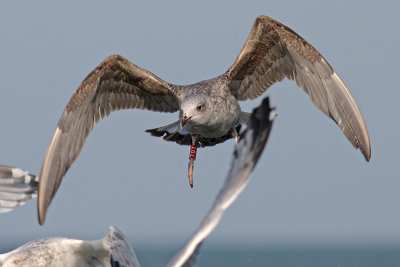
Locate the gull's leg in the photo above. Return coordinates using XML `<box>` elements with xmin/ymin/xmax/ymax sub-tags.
<box><xmin>188</xmin><ymin>135</ymin><xmax>197</xmax><ymax>188</ymax></box>
<box><xmin>232</xmin><ymin>127</ymin><xmax>239</xmax><ymax>144</ymax></box>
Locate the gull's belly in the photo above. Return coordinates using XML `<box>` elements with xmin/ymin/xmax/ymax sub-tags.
<box><xmin>185</xmin><ymin>107</ymin><xmax>240</xmax><ymax>138</ymax></box>
<box><xmin>185</xmin><ymin>121</ymin><xmax>234</xmax><ymax>138</ymax></box>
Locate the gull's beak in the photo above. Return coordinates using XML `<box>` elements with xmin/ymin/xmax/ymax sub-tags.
<box><xmin>180</xmin><ymin>114</ymin><xmax>191</xmax><ymax>128</ymax></box>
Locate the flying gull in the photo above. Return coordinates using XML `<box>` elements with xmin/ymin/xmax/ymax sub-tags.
<box><xmin>34</xmin><ymin>15</ymin><xmax>370</xmax><ymax>225</ymax></box>
<box><xmin>0</xmin><ymin>97</ymin><xmax>275</xmax><ymax>267</ymax></box>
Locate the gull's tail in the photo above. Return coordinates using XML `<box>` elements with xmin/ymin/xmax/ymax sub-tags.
<box><xmin>145</xmin><ymin>112</ymin><xmax>251</xmax><ymax>148</ymax></box>
<box><xmin>0</xmin><ymin>165</ymin><xmax>38</xmax><ymax>213</ymax></box>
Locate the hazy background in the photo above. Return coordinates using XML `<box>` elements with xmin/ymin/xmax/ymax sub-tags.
<box><xmin>0</xmin><ymin>0</ymin><xmax>398</xmax><ymax>262</ymax></box>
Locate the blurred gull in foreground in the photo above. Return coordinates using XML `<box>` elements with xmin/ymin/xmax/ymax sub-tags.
<box><xmin>0</xmin><ymin>97</ymin><xmax>275</xmax><ymax>266</ymax></box>
<box><xmin>0</xmin><ymin>226</ymin><xmax>138</xmax><ymax>267</ymax></box>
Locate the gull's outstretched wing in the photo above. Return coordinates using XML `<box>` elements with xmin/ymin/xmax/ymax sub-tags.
<box><xmin>38</xmin><ymin>55</ymin><xmax>180</xmax><ymax>225</ymax></box>
<box><xmin>225</xmin><ymin>15</ymin><xmax>370</xmax><ymax>161</ymax></box>
<box><xmin>167</xmin><ymin>96</ymin><xmax>275</xmax><ymax>267</ymax></box>
<box><xmin>108</xmin><ymin>227</ymin><xmax>140</xmax><ymax>267</ymax></box>
<box><xmin>0</xmin><ymin>165</ymin><xmax>38</xmax><ymax>213</ymax></box>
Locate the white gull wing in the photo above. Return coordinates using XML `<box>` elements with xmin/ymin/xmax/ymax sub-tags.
<box><xmin>167</xmin><ymin>96</ymin><xmax>275</xmax><ymax>267</ymax></box>
<box><xmin>225</xmin><ymin>15</ymin><xmax>370</xmax><ymax>161</ymax></box>
<box><xmin>109</xmin><ymin>226</ymin><xmax>140</xmax><ymax>267</ymax></box>
<box><xmin>0</xmin><ymin>165</ymin><xmax>38</xmax><ymax>213</ymax></box>
<box><xmin>0</xmin><ymin>226</ymin><xmax>136</xmax><ymax>267</ymax></box>
<box><xmin>38</xmin><ymin>55</ymin><xmax>180</xmax><ymax>225</ymax></box>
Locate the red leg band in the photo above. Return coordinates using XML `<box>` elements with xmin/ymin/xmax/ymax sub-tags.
<box><xmin>189</xmin><ymin>145</ymin><xmax>197</xmax><ymax>159</ymax></box>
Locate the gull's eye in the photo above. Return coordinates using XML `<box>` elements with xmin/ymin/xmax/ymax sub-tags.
<box><xmin>196</xmin><ymin>104</ymin><xmax>203</xmax><ymax>111</ymax></box>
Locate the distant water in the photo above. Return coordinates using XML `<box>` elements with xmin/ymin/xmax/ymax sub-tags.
<box><xmin>2</xmin><ymin>244</ymin><xmax>400</xmax><ymax>266</ymax></box>
<box><xmin>135</xmin><ymin>245</ymin><xmax>400</xmax><ymax>267</ymax></box>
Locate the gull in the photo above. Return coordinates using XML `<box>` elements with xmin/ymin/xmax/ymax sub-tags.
<box><xmin>32</xmin><ymin>15</ymin><xmax>370</xmax><ymax>225</ymax></box>
<box><xmin>0</xmin><ymin>97</ymin><xmax>275</xmax><ymax>267</ymax></box>
<box><xmin>0</xmin><ymin>226</ymin><xmax>139</xmax><ymax>267</ymax></box>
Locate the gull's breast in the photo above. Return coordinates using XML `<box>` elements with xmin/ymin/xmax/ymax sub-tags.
<box><xmin>186</xmin><ymin>99</ymin><xmax>240</xmax><ymax>138</ymax></box>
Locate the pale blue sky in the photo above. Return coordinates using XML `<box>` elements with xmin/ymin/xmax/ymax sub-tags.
<box><xmin>0</xmin><ymin>0</ymin><xmax>398</xmax><ymax>251</ymax></box>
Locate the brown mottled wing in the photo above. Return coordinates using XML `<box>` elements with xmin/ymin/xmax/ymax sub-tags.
<box><xmin>38</xmin><ymin>55</ymin><xmax>179</xmax><ymax>225</ymax></box>
<box><xmin>226</xmin><ymin>15</ymin><xmax>370</xmax><ymax>161</ymax></box>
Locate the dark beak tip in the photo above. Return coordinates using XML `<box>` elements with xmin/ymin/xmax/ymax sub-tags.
<box><xmin>180</xmin><ymin>115</ymin><xmax>191</xmax><ymax>128</ymax></box>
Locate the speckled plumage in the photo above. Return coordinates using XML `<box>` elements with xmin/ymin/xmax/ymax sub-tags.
<box><xmin>37</xmin><ymin>15</ymin><xmax>370</xmax><ymax>225</ymax></box>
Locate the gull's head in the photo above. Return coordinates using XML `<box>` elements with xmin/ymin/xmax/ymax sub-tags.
<box><xmin>179</xmin><ymin>95</ymin><xmax>210</xmax><ymax>129</ymax></box>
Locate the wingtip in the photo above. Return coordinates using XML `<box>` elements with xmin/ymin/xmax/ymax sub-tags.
<box><xmin>36</xmin><ymin>126</ymin><xmax>62</xmax><ymax>226</ymax></box>
<box><xmin>364</xmin><ymin>136</ymin><xmax>371</xmax><ymax>162</ymax></box>
<box><xmin>37</xmin><ymin>190</ymin><xmax>43</xmax><ymax>225</ymax></box>
<box><xmin>38</xmin><ymin>219</ymin><xmax>45</xmax><ymax>226</ymax></box>
<box><xmin>358</xmin><ymin>128</ymin><xmax>371</xmax><ymax>162</ymax></box>
<box><xmin>362</xmin><ymin>146</ymin><xmax>371</xmax><ymax>162</ymax></box>
<box><xmin>37</xmin><ymin>185</ymin><xmax>48</xmax><ymax>226</ymax></box>
<box><xmin>37</xmin><ymin>205</ymin><xmax>47</xmax><ymax>226</ymax></box>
